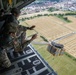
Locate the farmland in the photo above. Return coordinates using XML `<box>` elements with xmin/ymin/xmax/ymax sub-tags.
<box><xmin>19</xmin><ymin>14</ymin><xmax>76</xmax><ymax>75</ymax></box>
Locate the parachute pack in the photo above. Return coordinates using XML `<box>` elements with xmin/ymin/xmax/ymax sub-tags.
<box><xmin>47</xmin><ymin>42</ymin><xmax>65</xmax><ymax>56</ymax></box>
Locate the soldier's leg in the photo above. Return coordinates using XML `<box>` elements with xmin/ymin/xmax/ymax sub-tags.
<box><xmin>13</xmin><ymin>40</ymin><xmax>22</xmax><ymax>52</ymax></box>
<box><xmin>12</xmin><ymin>31</ymin><xmax>26</xmax><ymax>52</ymax></box>
<box><xmin>20</xmin><ymin>32</ymin><xmax>26</xmax><ymax>44</ymax></box>
<box><xmin>0</xmin><ymin>49</ymin><xmax>11</xmax><ymax>68</ymax></box>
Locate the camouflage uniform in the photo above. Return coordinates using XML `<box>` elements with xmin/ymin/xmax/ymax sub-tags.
<box><xmin>0</xmin><ymin>49</ymin><xmax>11</xmax><ymax>68</ymax></box>
<box><xmin>0</xmin><ymin>14</ymin><xmax>32</xmax><ymax>68</ymax></box>
<box><xmin>8</xmin><ymin>22</ymin><xmax>31</xmax><ymax>52</ymax></box>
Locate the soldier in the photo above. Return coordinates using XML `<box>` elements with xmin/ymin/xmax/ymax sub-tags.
<box><xmin>0</xmin><ymin>9</ymin><xmax>12</xmax><ymax>68</ymax></box>
<box><xmin>9</xmin><ymin>7</ymin><xmax>37</xmax><ymax>52</ymax></box>
<box><xmin>0</xmin><ymin>7</ymin><xmax>37</xmax><ymax>68</ymax></box>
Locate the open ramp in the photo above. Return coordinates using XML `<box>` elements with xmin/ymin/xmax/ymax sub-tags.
<box><xmin>0</xmin><ymin>44</ymin><xmax>57</xmax><ymax>75</ymax></box>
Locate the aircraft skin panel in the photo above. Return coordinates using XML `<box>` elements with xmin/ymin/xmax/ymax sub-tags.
<box><xmin>0</xmin><ymin>44</ymin><xmax>57</xmax><ymax>75</ymax></box>
<box><xmin>0</xmin><ymin>0</ymin><xmax>35</xmax><ymax>10</ymax></box>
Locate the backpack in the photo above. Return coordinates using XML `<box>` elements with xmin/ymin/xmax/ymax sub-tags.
<box><xmin>0</xmin><ymin>14</ymin><xmax>17</xmax><ymax>35</ymax></box>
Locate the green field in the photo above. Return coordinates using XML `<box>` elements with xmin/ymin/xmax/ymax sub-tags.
<box><xmin>33</xmin><ymin>44</ymin><xmax>76</xmax><ymax>75</ymax></box>
<box><xmin>20</xmin><ymin>15</ymin><xmax>76</xmax><ymax>75</ymax></box>
<box><xmin>54</xmin><ymin>14</ymin><xmax>72</xmax><ymax>23</ymax></box>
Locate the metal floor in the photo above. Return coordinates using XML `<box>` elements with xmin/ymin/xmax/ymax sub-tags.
<box><xmin>0</xmin><ymin>44</ymin><xmax>57</xmax><ymax>75</ymax></box>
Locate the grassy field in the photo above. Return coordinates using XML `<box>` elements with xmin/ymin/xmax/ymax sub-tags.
<box><xmin>20</xmin><ymin>15</ymin><xmax>76</xmax><ymax>75</ymax></box>
<box><xmin>56</xmin><ymin>15</ymin><xmax>71</xmax><ymax>23</ymax></box>
<box><xmin>33</xmin><ymin>45</ymin><xmax>76</xmax><ymax>75</ymax></box>
<box><xmin>24</xmin><ymin>16</ymin><xmax>76</xmax><ymax>57</ymax></box>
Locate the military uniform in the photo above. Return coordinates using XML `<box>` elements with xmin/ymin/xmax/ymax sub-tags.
<box><xmin>0</xmin><ymin>49</ymin><xmax>11</xmax><ymax>68</ymax></box>
<box><xmin>0</xmin><ymin>14</ymin><xmax>32</xmax><ymax>68</ymax></box>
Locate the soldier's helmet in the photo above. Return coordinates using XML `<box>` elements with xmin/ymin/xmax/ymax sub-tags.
<box><xmin>11</xmin><ymin>7</ymin><xmax>21</xmax><ymax>15</ymax></box>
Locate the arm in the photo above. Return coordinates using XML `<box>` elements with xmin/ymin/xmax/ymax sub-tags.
<box><xmin>18</xmin><ymin>25</ymin><xmax>35</xmax><ymax>31</ymax></box>
<box><xmin>22</xmin><ymin>34</ymin><xmax>37</xmax><ymax>48</ymax></box>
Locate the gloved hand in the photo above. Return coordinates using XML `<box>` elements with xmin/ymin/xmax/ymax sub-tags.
<box><xmin>29</xmin><ymin>25</ymin><xmax>35</xmax><ymax>30</ymax></box>
<box><xmin>30</xmin><ymin>34</ymin><xmax>37</xmax><ymax>41</ymax></box>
